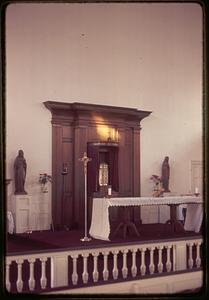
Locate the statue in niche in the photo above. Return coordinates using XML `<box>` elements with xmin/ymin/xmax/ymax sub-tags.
<box><xmin>14</xmin><ymin>149</ymin><xmax>27</xmax><ymax>195</ymax></box>
<box><xmin>161</xmin><ymin>156</ymin><xmax>170</xmax><ymax>192</ymax></box>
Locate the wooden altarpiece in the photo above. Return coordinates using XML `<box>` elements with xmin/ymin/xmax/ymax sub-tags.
<box><xmin>44</xmin><ymin>101</ymin><xmax>151</xmax><ymax>230</ymax></box>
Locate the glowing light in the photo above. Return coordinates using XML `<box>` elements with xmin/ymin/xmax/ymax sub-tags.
<box><xmin>92</xmin><ymin>114</ymin><xmax>119</xmax><ymax>141</ymax></box>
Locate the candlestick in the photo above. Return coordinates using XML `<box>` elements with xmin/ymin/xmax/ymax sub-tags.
<box><xmin>108</xmin><ymin>185</ymin><xmax>112</xmax><ymax>196</ymax></box>
<box><xmin>195</xmin><ymin>187</ymin><xmax>199</xmax><ymax>196</ymax></box>
<box><xmin>79</xmin><ymin>152</ymin><xmax>92</xmax><ymax>242</ymax></box>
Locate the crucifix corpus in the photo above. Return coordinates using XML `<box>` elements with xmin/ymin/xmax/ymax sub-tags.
<box><xmin>79</xmin><ymin>152</ymin><xmax>92</xmax><ymax>242</ymax></box>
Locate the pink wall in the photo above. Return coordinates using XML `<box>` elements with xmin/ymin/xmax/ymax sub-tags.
<box><xmin>6</xmin><ymin>3</ymin><xmax>202</xmax><ymax>199</ymax></box>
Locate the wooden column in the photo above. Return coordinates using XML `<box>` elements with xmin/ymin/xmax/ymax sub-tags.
<box><xmin>51</xmin><ymin>123</ymin><xmax>63</xmax><ymax>228</ymax></box>
<box><xmin>133</xmin><ymin>126</ymin><xmax>142</xmax><ymax>223</ymax></box>
<box><xmin>74</xmin><ymin>124</ymin><xmax>88</xmax><ymax>228</ymax></box>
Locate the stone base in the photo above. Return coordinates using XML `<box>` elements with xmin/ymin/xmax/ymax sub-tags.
<box><xmin>11</xmin><ymin>194</ymin><xmax>32</xmax><ymax>233</ymax></box>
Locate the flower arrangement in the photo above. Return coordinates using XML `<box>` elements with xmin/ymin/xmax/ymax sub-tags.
<box><xmin>150</xmin><ymin>174</ymin><xmax>164</xmax><ymax>197</ymax></box>
<box><xmin>39</xmin><ymin>173</ymin><xmax>52</xmax><ymax>193</ymax></box>
<box><xmin>39</xmin><ymin>173</ymin><xmax>52</xmax><ymax>185</ymax></box>
<box><xmin>150</xmin><ymin>174</ymin><xmax>161</xmax><ymax>188</ymax></box>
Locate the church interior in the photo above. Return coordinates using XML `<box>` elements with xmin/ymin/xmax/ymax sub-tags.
<box><xmin>4</xmin><ymin>2</ymin><xmax>204</xmax><ymax>295</ymax></box>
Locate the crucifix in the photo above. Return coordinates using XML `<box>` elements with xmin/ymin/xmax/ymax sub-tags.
<box><xmin>79</xmin><ymin>152</ymin><xmax>92</xmax><ymax>242</ymax></box>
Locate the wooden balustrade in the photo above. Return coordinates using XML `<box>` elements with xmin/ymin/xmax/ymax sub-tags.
<box><xmin>5</xmin><ymin>237</ymin><xmax>203</xmax><ymax>293</ymax></box>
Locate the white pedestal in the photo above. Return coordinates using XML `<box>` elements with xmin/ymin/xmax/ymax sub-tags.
<box><xmin>11</xmin><ymin>194</ymin><xmax>50</xmax><ymax>233</ymax></box>
<box><xmin>11</xmin><ymin>195</ymin><xmax>32</xmax><ymax>233</ymax></box>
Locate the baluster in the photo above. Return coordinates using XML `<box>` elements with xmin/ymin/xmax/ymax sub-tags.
<box><xmin>16</xmin><ymin>258</ymin><xmax>24</xmax><ymax>292</ymax></box>
<box><xmin>188</xmin><ymin>242</ymin><xmax>194</xmax><ymax>269</ymax></box>
<box><xmin>173</xmin><ymin>244</ymin><xmax>176</xmax><ymax>271</ymax></box>
<box><xmin>140</xmin><ymin>247</ymin><xmax>146</xmax><ymax>276</ymax></box>
<box><xmin>157</xmin><ymin>246</ymin><xmax>163</xmax><ymax>273</ymax></box>
<box><xmin>195</xmin><ymin>242</ymin><xmax>201</xmax><ymax>268</ymax></box>
<box><xmin>102</xmin><ymin>251</ymin><xmax>109</xmax><ymax>281</ymax></box>
<box><xmin>148</xmin><ymin>247</ymin><xmax>155</xmax><ymax>274</ymax></box>
<box><xmin>82</xmin><ymin>253</ymin><xmax>89</xmax><ymax>284</ymax></box>
<box><xmin>6</xmin><ymin>260</ymin><xmax>11</xmax><ymax>292</ymax></box>
<box><xmin>131</xmin><ymin>249</ymin><xmax>137</xmax><ymax>278</ymax></box>
<box><xmin>71</xmin><ymin>254</ymin><xmax>79</xmax><ymax>285</ymax></box>
<box><xmin>112</xmin><ymin>250</ymin><xmax>119</xmax><ymax>280</ymax></box>
<box><xmin>165</xmin><ymin>245</ymin><xmax>172</xmax><ymax>272</ymax></box>
<box><xmin>40</xmin><ymin>257</ymin><xmax>47</xmax><ymax>289</ymax></box>
<box><xmin>122</xmin><ymin>249</ymin><xmax>128</xmax><ymax>279</ymax></box>
<box><xmin>28</xmin><ymin>258</ymin><xmax>36</xmax><ymax>291</ymax></box>
<box><xmin>92</xmin><ymin>252</ymin><xmax>99</xmax><ymax>282</ymax></box>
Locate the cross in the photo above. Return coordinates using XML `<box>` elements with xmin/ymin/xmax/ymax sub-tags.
<box><xmin>78</xmin><ymin>152</ymin><xmax>92</xmax><ymax>242</ymax></box>
<box><xmin>79</xmin><ymin>152</ymin><xmax>92</xmax><ymax>174</ymax></box>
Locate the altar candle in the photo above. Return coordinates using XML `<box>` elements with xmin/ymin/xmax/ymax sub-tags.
<box><xmin>195</xmin><ymin>187</ymin><xmax>199</xmax><ymax>194</ymax></box>
<box><xmin>108</xmin><ymin>186</ymin><xmax>112</xmax><ymax>196</ymax></box>
<box><xmin>116</xmin><ymin>130</ymin><xmax>119</xmax><ymax>141</ymax></box>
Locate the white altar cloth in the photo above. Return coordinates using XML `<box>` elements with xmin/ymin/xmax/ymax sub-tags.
<box><xmin>89</xmin><ymin>196</ymin><xmax>202</xmax><ymax>241</ymax></box>
<box><xmin>7</xmin><ymin>211</ymin><xmax>14</xmax><ymax>234</ymax></box>
<box><xmin>184</xmin><ymin>203</ymin><xmax>203</xmax><ymax>233</ymax></box>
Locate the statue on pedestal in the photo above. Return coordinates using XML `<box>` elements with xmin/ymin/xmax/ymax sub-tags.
<box><xmin>161</xmin><ymin>156</ymin><xmax>170</xmax><ymax>192</ymax></box>
<box><xmin>14</xmin><ymin>149</ymin><xmax>27</xmax><ymax>195</ymax></box>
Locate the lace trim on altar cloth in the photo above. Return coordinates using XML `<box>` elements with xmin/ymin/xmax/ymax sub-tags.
<box><xmin>107</xmin><ymin>196</ymin><xmax>202</xmax><ymax>207</ymax></box>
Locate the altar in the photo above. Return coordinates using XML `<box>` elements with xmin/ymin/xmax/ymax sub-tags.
<box><xmin>89</xmin><ymin>196</ymin><xmax>203</xmax><ymax>241</ymax></box>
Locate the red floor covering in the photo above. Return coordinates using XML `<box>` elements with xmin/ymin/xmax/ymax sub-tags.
<box><xmin>6</xmin><ymin>223</ymin><xmax>201</xmax><ymax>254</ymax></box>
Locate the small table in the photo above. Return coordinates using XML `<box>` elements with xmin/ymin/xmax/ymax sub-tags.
<box><xmin>89</xmin><ymin>196</ymin><xmax>203</xmax><ymax>241</ymax></box>
<box><xmin>112</xmin><ymin>207</ymin><xmax>140</xmax><ymax>239</ymax></box>
<box><xmin>166</xmin><ymin>204</ymin><xmax>185</xmax><ymax>233</ymax></box>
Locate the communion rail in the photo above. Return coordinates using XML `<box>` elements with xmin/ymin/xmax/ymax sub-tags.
<box><xmin>6</xmin><ymin>237</ymin><xmax>203</xmax><ymax>294</ymax></box>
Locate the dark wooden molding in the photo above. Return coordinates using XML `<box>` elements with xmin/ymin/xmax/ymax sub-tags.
<box><xmin>44</xmin><ymin>101</ymin><xmax>151</xmax><ymax>122</ymax></box>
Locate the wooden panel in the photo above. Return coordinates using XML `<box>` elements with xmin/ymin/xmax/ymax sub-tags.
<box><xmin>118</xmin><ymin>128</ymin><xmax>126</xmax><ymax>195</ymax></box>
<box><xmin>52</xmin><ymin>124</ymin><xmax>64</xmax><ymax>228</ymax></box>
<box><xmin>133</xmin><ymin>128</ymin><xmax>141</xmax><ymax>195</ymax></box>
<box><xmin>62</xmin><ymin>125</ymin><xmax>72</xmax><ymax>139</ymax></box>
<box><xmin>87</xmin><ymin>125</ymin><xmax>99</xmax><ymax>142</ymax></box>
<box><xmin>62</xmin><ymin>138</ymin><xmax>73</xmax><ymax>229</ymax></box>
<box><xmin>118</xmin><ymin>128</ymin><xmax>133</xmax><ymax>196</ymax></box>
<box><xmin>124</xmin><ymin>128</ymin><xmax>133</xmax><ymax>195</ymax></box>
<box><xmin>52</xmin><ymin>124</ymin><xmax>74</xmax><ymax>229</ymax></box>
<box><xmin>133</xmin><ymin>127</ymin><xmax>141</xmax><ymax>223</ymax></box>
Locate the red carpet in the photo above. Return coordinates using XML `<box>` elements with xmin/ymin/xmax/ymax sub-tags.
<box><xmin>6</xmin><ymin>223</ymin><xmax>201</xmax><ymax>254</ymax></box>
